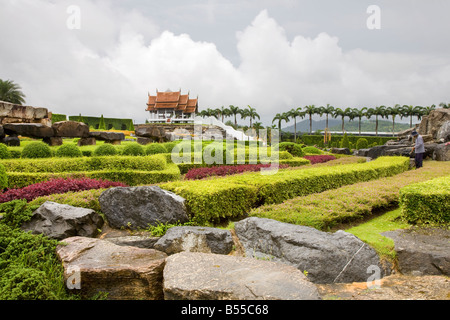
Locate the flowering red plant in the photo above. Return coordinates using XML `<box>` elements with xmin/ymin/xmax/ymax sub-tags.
<box><xmin>303</xmin><ymin>155</ymin><xmax>336</xmax><ymax>165</ymax></box>
<box><xmin>0</xmin><ymin>178</ymin><xmax>127</xmax><ymax>203</ymax></box>
<box><xmin>185</xmin><ymin>163</ymin><xmax>289</xmax><ymax>180</ymax></box>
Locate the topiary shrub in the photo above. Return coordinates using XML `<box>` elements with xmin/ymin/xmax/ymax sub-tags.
<box><xmin>340</xmin><ymin>133</ymin><xmax>350</xmax><ymax>149</ymax></box>
<box><xmin>55</xmin><ymin>144</ymin><xmax>82</xmax><ymax>158</ymax></box>
<box><xmin>302</xmin><ymin>146</ymin><xmax>322</xmax><ymax>155</ymax></box>
<box><xmin>21</xmin><ymin>142</ymin><xmax>52</xmax><ymax>159</ymax></box>
<box><xmin>162</xmin><ymin>142</ymin><xmax>177</xmax><ymax>153</ymax></box>
<box><xmin>0</xmin><ymin>144</ymin><xmax>11</xmax><ymax>159</ymax></box>
<box><xmin>122</xmin><ymin>143</ymin><xmax>145</xmax><ymax>156</ymax></box>
<box><xmin>145</xmin><ymin>143</ymin><xmax>168</xmax><ymax>155</ymax></box>
<box><xmin>356</xmin><ymin>138</ymin><xmax>369</xmax><ymax>150</ymax></box>
<box><xmin>93</xmin><ymin>144</ymin><xmax>118</xmax><ymax>156</ymax></box>
<box><xmin>278</xmin><ymin>142</ymin><xmax>305</xmax><ymax>157</ymax></box>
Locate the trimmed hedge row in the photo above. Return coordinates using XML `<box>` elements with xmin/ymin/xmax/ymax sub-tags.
<box><xmin>5</xmin><ymin>163</ymin><xmax>180</xmax><ymax>189</ymax></box>
<box><xmin>161</xmin><ymin>156</ymin><xmax>410</xmax><ymax>224</ymax></box>
<box><xmin>2</xmin><ymin>155</ymin><xmax>181</xmax><ymax>188</ymax></box>
<box><xmin>399</xmin><ymin>175</ymin><xmax>450</xmax><ymax>225</ymax></box>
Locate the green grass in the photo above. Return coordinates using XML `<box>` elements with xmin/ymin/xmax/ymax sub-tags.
<box><xmin>345</xmin><ymin>208</ymin><xmax>410</xmax><ymax>265</ymax></box>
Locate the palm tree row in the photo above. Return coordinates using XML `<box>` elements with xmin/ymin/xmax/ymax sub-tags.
<box><xmin>197</xmin><ymin>105</ymin><xmax>261</xmax><ymax>130</ymax></box>
<box><xmin>273</xmin><ymin>103</ymin><xmax>450</xmax><ymax>137</ymax></box>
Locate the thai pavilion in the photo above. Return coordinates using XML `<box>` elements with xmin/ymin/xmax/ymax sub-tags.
<box><xmin>146</xmin><ymin>89</ymin><xmax>198</xmax><ymax>123</ymax></box>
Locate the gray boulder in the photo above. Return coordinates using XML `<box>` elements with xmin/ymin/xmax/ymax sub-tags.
<box><xmin>154</xmin><ymin>226</ymin><xmax>233</xmax><ymax>255</ymax></box>
<box><xmin>331</xmin><ymin>147</ymin><xmax>350</xmax><ymax>155</ymax></box>
<box><xmin>104</xmin><ymin>235</ymin><xmax>160</xmax><ymax>249</ymax></box>
<box><xmin>89</xmin><ymin>131</ymin><xmax>125</xmax><ymax>142</ymax></box>
<box><xmin>98</xmin><ymin>186</ymin><xmax>189</xmax><ymax>230</ymax></box>
<box><xmin>21</xmin><ymin>201</ymin><xmax>104</xmax><ymax>240</ymax></box>
<box><xmin>163</xmin><ymin>252</ymin><xmax>321</xmax><ymax>300</ymax></box>
<box><xmin>383</xmin><ymin>228</ymin><xmax>450</xmax><ymax>276</ymax></box>
<box><xmin>433</xmin><ymin>143</ymin><xmax>450</xmax><ymax>161</ymax></box>
<box><xmin>234</xmin><ymin>217</ymin><xmax>388</xmax><ymax>284</ymax></box>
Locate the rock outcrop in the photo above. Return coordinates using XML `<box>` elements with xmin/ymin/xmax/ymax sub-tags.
<box><xmin>234</xmin><ymin>217</ymin><xmax>388</xmax><ymax>284</ymax></box>
<box><xmin>163</xmin><ymin>252</ymin><xmax>321</xmax><ymax>300</ymax></box>
<box><xmin>418</xmin><ymin>108</ymin><xmax>450</xmax><ymax>142</ymax></box>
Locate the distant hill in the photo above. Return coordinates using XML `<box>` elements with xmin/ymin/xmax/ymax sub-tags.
<box><xmin>283</xmin><ymin>119</ymin><xmax>414</xmax><ymax>134</ymax></box>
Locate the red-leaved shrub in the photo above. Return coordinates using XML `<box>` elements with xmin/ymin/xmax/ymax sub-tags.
<box><xmin>185</xmin><ymin>163</ymin><xmax>289</xmax><ymax>180</ymax></box>
<box><xmin>303</xmin><ymin>155</ymin><xmax>336</xmax><ymax>165</ymax></box>
<box><xmin>0</xmin><ymin>178</ymin><xmax>127</xmax><ymax>203</ymax></box>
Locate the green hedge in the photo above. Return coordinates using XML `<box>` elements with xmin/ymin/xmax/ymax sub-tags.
<box><xmin>399</xmin><ymin>176</ymin><xmax>450</xmax><ymax>225</ymax></box>
<box><xmin>161</xmin><ymin>156</ymin><xmax>410</xmax><ymax>224</ymax></box>
<box><xmin>6</xmin><ymin>163</ymin><xmax>180</xmax><ymax>188</ymax></box>
<box><xmin>300</xmin><ymin>134</ymin><xmax>393</xmax><ymax>146</ymax></box>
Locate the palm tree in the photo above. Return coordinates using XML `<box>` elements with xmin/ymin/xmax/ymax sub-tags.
<box><xmin>228</xmin><ymin>105</ymin><xmax>241</xmax><ymax>128</ymax></box>
<box><xmin>272</xmin><ymin>112</ymin><xmax>289</xmax><ymax>133</ymax></box>
<box><xmin>215</xmin><ymin>106</ymin><xmax>231</xmax><ymax>123</ymax></box>
<box><xmin>401</xmin><ymin>105</ymin><xmax>423</xmax><ymax>128</ymax></box>
<box><xmin>303</xmin><ymin>105</ymin><xmax>317</xmax><ymax>134</ymax></box>
<box><xmin>352</xmin><ymin>107</ymin><xmax>368</xmax><ymax>136</ymax></box>
<box><xmin>333</xmin><ymin>107</ymin><xmax>347</xmax><ymax>134</ymax></box>
<box><xmin>386</xmin><ymin>104</ymin><xmax>402</xmax><ymax>136</ymax></box>
<box><xmin>287</xmin><ymin>107</ymin><xmax>305</xmax><ymax>142</ymax></box>
<box><xmin>439</xmin><ymin>102</ymin><xmax>449</xmax><ymax>109</ymax></box>
<box><xmin>318</xmin><ymin>104</ymin><xmax>335</xmax><ymax>130</ymax></box>
<box><xmin>241</xmin><ymin>105</ymin><xmax>260</xmax><ymax>129</ymax></box>
<box><xmin>366</xmin><ymin>106</ymin><xmax>386</xmax><ymax>136</ymax></box>
<box><xmin>421</xmin><ymin>105</ymin><xmax>436</xmax><ymax>116</ymax></box>
<box><xmin>205</xmin><ymin>108</ymin><xmax>218</xmax><ymax>119</ymax></box>
<box><xmin>0</xmin><ymin>79</ymin><xmax>26</xmax><ymax>105</ymax></box>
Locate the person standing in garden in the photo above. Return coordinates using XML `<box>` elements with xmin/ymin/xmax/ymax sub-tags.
<box><xmin>411</xmin><ymin>130</ymin><xmax>425</xmax><ymax>169</ymax></box>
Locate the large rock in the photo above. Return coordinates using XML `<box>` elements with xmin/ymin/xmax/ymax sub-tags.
<box><xmin>366</xmin><ymin>144</ymin><xmax>411</xmax><ymax>159</ymax></box>
<box><xmin>418</xmin><ymin>108</ymin><xmax>450</xmax><ymax>141</ymax></box>
<box><xmin>433</xmin><ymin>143</ymin><xmax>450</xmax><ymax>161</ymax></box>
<box><xmin>0</xmin><ymin>101</ymin><xmax>48</xmax><ymax>121</ymax></box>
<box><xmin>154</xmin><ymin>226</ymin><xmax>233</xmax><ymax>255</ymax></box>
<box><xmin>21</xmin><ymin>201</ymin><xmax>104</xmax><ymax>240</ymax></box>
<box><xmin>89</xmin><ymin>131</ymin><xmax>125</xmax><ymax>142</ymax></box>
<box><xmin>56</xmin><ymin>236</ymin><xmax>167</xmax><ymax>300</ymax></box>
<box><xmin>331</xmin><ymin>147</ymin><xmax>350</xmax><ymax>155</ymax></box>
<box><xmin>163</xmin><ymin>252</ymin><xmax>321</xmax><ymax>300</ymax></box>
<box><xmin>3</xmin><ymin>123</ymin><xmax>54</xmax><ymax>138</ymax></box>
<box><xmin>234</xmin><ymin>217</ymin><xmax>388</xmax><ymax>284</ymax></box>
<box><xmin>52</xmin><ymin>121</ymin><xmax>89</xmax><ymax>138</ymax></box>
<box><xmin>382</xmin><ymin>228</ymin><xmax>450</xmax><ymax>276</ymax></box>
<box><xmin>98</xmin><ymin>186</ymin><xmax>190</xmax><ymax>230</ymax></box>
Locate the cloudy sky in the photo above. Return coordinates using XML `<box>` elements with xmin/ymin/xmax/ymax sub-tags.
<box><xmin>1</xmin><ymin>0</ymin><xmax>449</xmax><ymax>125</ymax></box>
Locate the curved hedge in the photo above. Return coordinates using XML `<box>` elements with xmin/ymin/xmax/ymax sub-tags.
<box><xmin>161</xmin><ymin>156</ymin><xmax>410</xmax><ymax>224</ymax></box>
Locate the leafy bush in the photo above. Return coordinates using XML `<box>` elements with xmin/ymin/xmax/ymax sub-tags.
<box><xmin>122</xmin><ymin>143</ymin><xmax>145</xmax><ymax>156</ymax></box>
<box><xmin>93</xmin><ymin>144</ymin><xmax>118</xmax><ymax>156</ymax></box>
<box><xmin>0</xmin><ymin>178</ymin><xmax>127</xmax><ymax>204</ymax></box>
<box><xmin>162</xmin><ymin>157</ymin><xmax>410</xmax><ymax>224</ymax></box>
<box><xmin>340</xmin><ymin>133</ymin><xmax>350</xmax><ymax>149</ymax></box>
<box><xmin>0</xmin><ymin>144</ymin><xmax>11</xmax><ymax>159</ymax></box>
<box><xmin>356</xmin><ymin>138</ymin><xmax>369</xmax><ymax>150</ymax></box>
<box><xmin>55</xmin><ymin>144</ymin><xmax>82</xmax><ymax>158</ymax></box>
<box><xmin>145</xmin><ymin>143</ymin><xmax>168</xmax><ymax>155</ymax></box>
<box><xmin>399</xmin><ymin>176</ymin><xmax>450</xmax><ymax>225</ymax></box>
<box><xmin>302</xmin><ymin>146</ymin><xmax>322</xmax><ymax>155</ymax></box>
<box><xmin>278</xmin><ymin>142</ymin><xmax>305</xmax><ymax>157</ymax></box>
<box><xmin>162</xmin><ymin>142</ymin><xmax>177</xmax><ymax>153</ymax></box>
<box><xmin>21</xmin><ymin>142</ymin><xmax>52</xmax><ymax>159</ymax></box>
<box><xmin>303</xmin><ymin>155</ymin><xmax>336</xmax><ymax>165</ymax></box>
<box><xmin>0</xmin><ymin>163</ymin><xmax>8</xmax><ymax>190</ymax></box>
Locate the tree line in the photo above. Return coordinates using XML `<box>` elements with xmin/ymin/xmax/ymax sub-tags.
<box><xmin>198</xmin><ymin>103</ymin><xmax>450</xmax><ymax>138</ymax></box>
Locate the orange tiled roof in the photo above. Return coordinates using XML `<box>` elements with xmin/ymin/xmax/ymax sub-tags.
<box><xmin>146</xmin><ymin>90</ymin><xmax>198</xmax><ymax>112</ymax></box>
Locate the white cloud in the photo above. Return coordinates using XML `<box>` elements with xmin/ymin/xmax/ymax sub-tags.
<box><xmin>0</xmin><ymin>2</ymin><xmax>449</xmax><ymax>125</ymax></box>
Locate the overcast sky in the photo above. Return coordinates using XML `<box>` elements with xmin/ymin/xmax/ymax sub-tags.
<box><xmin>1</xmin><ymin>0</ymin><xmax>449</xmax><ymax>125</ymax></box>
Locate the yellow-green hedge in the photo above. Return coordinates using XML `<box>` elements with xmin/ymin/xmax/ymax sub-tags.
<box><xmin>399</xmin><ymin>175</ymin><xmax>450</xmax><ymax>225</ymax></box>
<box><xmin>161</xmin><ymin>156</ymin><xmax>410</xmax><ymax>224</ymax></box>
